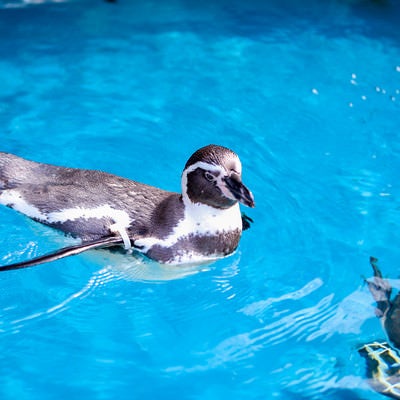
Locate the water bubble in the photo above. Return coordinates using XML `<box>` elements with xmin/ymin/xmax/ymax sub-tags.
<box><xmin>351</xmin><ymin>73</ymin><xmax>357</xmax><ymax>79</ymax></box>
<box><xmin>312</xmin><ymin>88</ymin><xmax>319</xmax><ymax>95</ymax></box>
<box><xmin>361</xmin><ymin>95</ymin><xmax>367</xmax><ymax>100</ymax></box>
<box><xmin>361</xmin><ymin>191</ymin><xmax>373</xmax><ymax>197</ymax></box>
<box><xmin>349</xmin><ymin>102</ymin><xmax>354</xmax><ymax>107</ymax></box>
<box><xmin>375</xmin><ymin>86</ymin><xmax>381</xmax><ymax>92</ymax></box>
<box><xmin>396</xmin><ymin>66</ymin><xmax>400</xmax><ymax>72</ymax></box>
<box><xmin>350</xmin><ymin>79</ymin><xmax>357</xmax><ymax>85</ymax></box>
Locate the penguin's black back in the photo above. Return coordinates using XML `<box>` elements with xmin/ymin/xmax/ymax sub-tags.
<box><xmin>0</xmin><ymin>152</ymin><xmax>184</xmax><ymax>241</ymax></box>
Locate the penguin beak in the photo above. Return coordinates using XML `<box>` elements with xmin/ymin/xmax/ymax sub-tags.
<box><xmin>223</xmin><ymin>175</ymin><xmax>255</xmax><ymax>208</ymax></box>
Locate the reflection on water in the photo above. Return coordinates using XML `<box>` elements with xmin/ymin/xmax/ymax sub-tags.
<box><xmin>240</xmin><ymin>277</ymin><xmax>324</xmax><ymax>318</ymax></box>
<box><xmin>2</xmin><ymin>0</ymin><xmax>68</xmax><ymax>8</ymax></box>
<box><xmin>89</xmin><ymin>249</ymin><xmax>215</xmax><ymax>283</ymax></box>
<box><xmin>0</xmin><ymin>247</ymin><xmax>217</xmax><ymax>337</ymax></box>
<box><xmin>0</xmin><ymin>265</ymin><xmax>114</xmax><ymax>334</ymax></box>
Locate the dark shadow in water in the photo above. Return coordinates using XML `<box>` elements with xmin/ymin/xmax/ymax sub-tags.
<box><xmin>2</xmin><ymin>0</ymin><xmax>400</xmax><ymax>46</ymax></box>
<box><xmin>1</xmin><ymin>0</ymin><xmax>400</xmax><ymax>50</ymax></box>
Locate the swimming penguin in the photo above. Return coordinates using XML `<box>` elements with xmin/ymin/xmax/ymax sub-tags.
<box><xmin>364</xmin><ymin>257</ymin><xmax>400</xmax><ymax>348</ymax></box>
<box><xmin>358</xmin><ymin>257</ymin><xmax>400</xmax><ymax>399</ymax></box>
<box><xmin>0</xmin><ymin>144</ymin><xmax>255</xmax><ymax>270</ymax></box>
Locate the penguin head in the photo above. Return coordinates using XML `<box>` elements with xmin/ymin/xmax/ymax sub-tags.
<box><xmin>181</xmin><ymin>144</ymin><xmax>255</xmax><ymax>209</ymax></box>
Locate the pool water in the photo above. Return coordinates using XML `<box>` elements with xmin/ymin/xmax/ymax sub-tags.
<box><xmin>0</xmin><ymin>0</ymin><xmax>400</xmax><ymax>398</ymax></box>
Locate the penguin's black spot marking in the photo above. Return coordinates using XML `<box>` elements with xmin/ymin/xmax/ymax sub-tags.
<box><xmin>146</xmin><ymin>229</ymin><xmax>241</xmax><ymax>263</ymax></box>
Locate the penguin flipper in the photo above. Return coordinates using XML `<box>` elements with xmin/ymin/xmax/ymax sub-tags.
<box><xmin>367</xmin><ymin>256</ymin><xmax>392</xmax><ymax>318</ymax></box>
<box><xmin>241</xmin><ymin>213</ymin><xmax>254</xmax><ymax>231</ymax></box>
<box><xmin>0</xmin><ymin>236</ymin><xmax>124</xmax><ymax>271</ymax></box>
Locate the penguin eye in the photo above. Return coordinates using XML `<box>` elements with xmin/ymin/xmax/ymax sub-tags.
<box><xmin>204</xmin><ymin>171</ymin><xmax>214</xmax><ymax>182</ymax></box>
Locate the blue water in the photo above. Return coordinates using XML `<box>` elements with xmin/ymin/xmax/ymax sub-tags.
<box><xmin>1</xmin><ymin>0</ymin><xmax>400</xmax><ymax>398</ymax></box>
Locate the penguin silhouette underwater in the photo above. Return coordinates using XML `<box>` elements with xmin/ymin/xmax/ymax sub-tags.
<box><xmin>0</xmin><ymin>144</ymin><xmax>255</xmax><ymax>271</ymax></box>
<box><xmin>359</xmin><ymin>257</ymin><xmax>400</xmax><ymax>399</ymax></box>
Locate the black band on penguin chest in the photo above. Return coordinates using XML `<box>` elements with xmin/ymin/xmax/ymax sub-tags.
<box><xmin>145</xmin><ymin>229</ymin><xmax>241</xmax><ymax>263</ymax></box>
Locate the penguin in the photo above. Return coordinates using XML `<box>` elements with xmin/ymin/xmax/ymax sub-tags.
<box><xmin>358</xmin><ymin>257</ymin><xmax>400</xmax><ymax>399</ymax></box>
<box><xmin>364</xmin><ymin>257</ymin><xmax>400</xmax><ymax>349</ymax></box>
<box><xmin>0</xmin><ymin>144</ymin><xmax>254</xmax><ymax>270</ymax></box>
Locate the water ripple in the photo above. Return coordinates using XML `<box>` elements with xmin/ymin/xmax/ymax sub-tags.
<box><xmin>240</xmin><ymin>278</ymin><xmax>324</xmax><ymax>318</ymax></box>
<box><xmin>0</xmin><ymin>266</ymin><xmax>117</xmax><ymax>335</ymax></box>
<box><xmin>1</xmin><ymin>241</ymin><xmax>40</xmax><ymax>266</ymax></box>
<box><xmin>91</xmin><ymin>250</ymin><xmax>213</xmax><ymax>283</ymax></box>
<box><xmin>210</xmin><ymin>293</ymin><xmax>336</xmax><ymax>365</ymax></box>
<box><xmin>165</xmin><ymin>277</ymin><xmax>376</xmax><ymax>387</ymax></box>
<box><xmin>283</xmin><ymin>362</ymin><xmax>367</xmax><ymax>400</ymax></box>
<box><xmin>2</xmin><ymin>0</ymin><xmax>69</xmax><ymax>9</ymax></box>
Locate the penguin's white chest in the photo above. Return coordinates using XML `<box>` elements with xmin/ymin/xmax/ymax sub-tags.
<box><xmin>134</xmin><ymin>202</ymin><xmax>243</xmax><ymax>263</ymax></box>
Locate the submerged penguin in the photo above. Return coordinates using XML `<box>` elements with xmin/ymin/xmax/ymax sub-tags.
<box><xmin>0</xmin><ymin>145</ymin><xmax>254</xmax><ymax>271</ymax></box>
<box><xmin>359</xmin><ymin>257</ymin><xmax>400</xmax><ymax>399</ymax></box>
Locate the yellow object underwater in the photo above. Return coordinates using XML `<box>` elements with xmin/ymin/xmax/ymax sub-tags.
<box><xmin>359</xmin><ymin>341</ymin><xmax>400</xmax><ymax>399</ymax></box>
